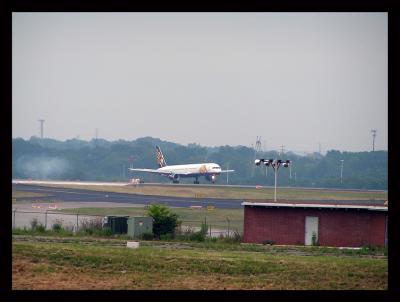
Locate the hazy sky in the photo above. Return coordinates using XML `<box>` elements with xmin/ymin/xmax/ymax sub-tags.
<box><xmin>12</xmin><ymin>12</ymin><xmax>388</xmax><ymax>153</ymax></box>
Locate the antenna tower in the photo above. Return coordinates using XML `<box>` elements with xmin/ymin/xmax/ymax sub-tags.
<box><xmin>371</xmin><ymin>129</ymin><xmax>377</xmax><ymax>152</ymax></box>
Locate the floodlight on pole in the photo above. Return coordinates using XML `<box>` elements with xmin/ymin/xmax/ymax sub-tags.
<box><xmin>226</xmin><ymin>163</ymin><xmax>229</xmax><ymax>184</ymax></box>
<box><xmin>340</xmin><ymin>159</ymin><xmax>344</xmax><ymax>184</ymax></box>
<box><xmin>255</xmin><ymin>158</ymin><xmax>291</xmax><ymax>202</ymax></box>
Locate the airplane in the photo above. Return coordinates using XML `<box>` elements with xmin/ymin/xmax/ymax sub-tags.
<box><xmin>128</xmin><ymin>145</ymin><xmax>234</xmax><ymax>184</ymax></box>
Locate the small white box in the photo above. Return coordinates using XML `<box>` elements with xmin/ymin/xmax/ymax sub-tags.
<box><xmin>126</xmin><ymin>241</ymin><xmax>140</xmax><ymax>249</ymax></box>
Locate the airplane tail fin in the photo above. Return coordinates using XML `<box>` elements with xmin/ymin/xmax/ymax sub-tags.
<box><xmin>156</xmin><ymin>145</ymin><xmax>167</xmax><ymax>168</ymax></box>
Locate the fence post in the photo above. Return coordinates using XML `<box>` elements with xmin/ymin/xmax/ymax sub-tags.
<box><xmin>76</xmin><ymin>213</ymin><xmax>79</xmax><ymax>231</ymax></box>
<box><xmin>209</xmin><ymin>224</ymin><xmax>211</xmax><ymax>237</ymax></box>
<box><xmin>45</xmin><ymin>210</ymin><xmax>48</xmax><ymax>230</ymax></box>
<box><xmin>13</xmin><ymin>209</ymin><xmax>16</xmax><ymax>229</ymax></box>
<box><xmin>227</xmin><ymin>218</ymin><xmax>230</xmax><ymax>237</ymax></box>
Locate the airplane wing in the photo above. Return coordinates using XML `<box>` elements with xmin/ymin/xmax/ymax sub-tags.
<box><xmin>128</xmin><ymin>168</ymin><xmax>169</xmax><ymax>174</ymax></box>
<box><xmin>219</xmin><ymin>170</ymin><xmax>235</xmax><ymax>173</ymax></box>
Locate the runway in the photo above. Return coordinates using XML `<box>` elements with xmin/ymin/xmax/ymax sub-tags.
<box><xmin>12</xmin><ymin>179</ymin><xmax>386</xmax><ymax>192</ymax></box>
<box><xmin>13</xmin><ymin>184</ymin><xmax>244</xmax><ymax>209</ymax></box>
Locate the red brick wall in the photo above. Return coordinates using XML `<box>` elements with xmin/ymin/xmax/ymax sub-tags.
<box><xmin>243</xmin><ymin>206</ymin><xmax>387</xmax><ymax>247</ymax></box>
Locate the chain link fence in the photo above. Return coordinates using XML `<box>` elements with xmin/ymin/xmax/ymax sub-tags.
<box><xmin>12</xmin><ymin>209</ymin><xmax>104</xmax><ymax>233</ymax></box>
<box><xmin>12</xmin><ymin>209</ymin><xmax>242</xmax><ymax>238</ymax></box>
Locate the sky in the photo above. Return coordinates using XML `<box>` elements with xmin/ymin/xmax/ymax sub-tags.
<box><xmin>12</xmin><ymin>12</ymin><xmax>388</xmax><ymax>153</ymax></box>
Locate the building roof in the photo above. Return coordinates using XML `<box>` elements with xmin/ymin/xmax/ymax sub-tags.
<box><xmin>242</xmin><ymin>199</ymin><xmax>388</xmax><ymax>211</ymax></box>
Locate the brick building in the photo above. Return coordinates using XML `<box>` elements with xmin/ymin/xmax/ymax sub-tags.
<box><xmin>242</xmin><ymin>199</ymin><xmax>388</xmax><ymax>247</ymax></box>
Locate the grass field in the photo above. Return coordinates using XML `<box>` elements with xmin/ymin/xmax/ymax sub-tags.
<box><xmin>39</xmin><ymin>183</ymin><xmax>387</xmax><ymax>200</ymax></box>
<box><xmin>14</xmin><ymin>184</ymin><xmax>387</xmax><ymax>232</ymax></box>
<box><xmin>12</xmin><ymin>190</ymin><xmax>50</xmax><ymax>198</ymax></box>
<box><xmin>12</xmin><ymin>239</ymin><xmax>387</xmax><ymax>290</ymax></box>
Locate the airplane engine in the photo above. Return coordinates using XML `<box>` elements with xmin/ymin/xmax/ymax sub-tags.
<box><xmin>169</xmin><ymin>174</ymin><xmax>180</xmax><ymax>183</ymax></box>
<box><xmin>205</xmin><ymin>174</ymin><xmax>217</xmax><ymax>183</ymax></box>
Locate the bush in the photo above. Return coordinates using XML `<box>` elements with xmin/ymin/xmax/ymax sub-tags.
<box><xmin>79</xmin><ymin>217</ymin><xmax>103</xmax><ymax>233</ymax></box>
<box><xmin>36</xmin><ymin>224</ymin><xmax>46</xmax><ymax>233</ymax></box>
<box><xmin>52</xmin><ymin>219</ymin><xmax>63</xmax><ymax>232</ymax></box>
<box><xmin>219</xmin><ymin>230</ymin><xmax>242</xmax><ymax>243</ymax></box>
<box><xmin>98</xmin><ymin>227</ymin><xmax>113</xmax><ymax>237</ymax></box>
<box><xmin>160</xmin><ymin>233</ymin><xmax>174</xmax><ymax>241</ymax></box>
<box><xmin>147</xmin><ymin>204</ymin><xmax>180</xmax><ymax>239</ymax></box>
<box><xmin>29</xmin><ymin>218</ymin><xmax>46</xmax><ymax>233</ymax></box>
<box><xmin>189</xmin><ymin>232</ymin><xmax>206</xmax><ymax>242</ymax></box>
<box><xmin>30</xmin><ymin>218</ymin><xmax>39</xmax><ymax>230</ymax></box>
<box><xmin>141</xmin><ymin>232</ymin><xmax>154</xmax><ymax>240</ymax></box>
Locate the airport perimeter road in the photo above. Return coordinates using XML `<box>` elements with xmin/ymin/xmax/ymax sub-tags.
<box><xmin>13</xmin><ymin>184</ymin><xmax>244</xmax><ymax>209</ymax></box>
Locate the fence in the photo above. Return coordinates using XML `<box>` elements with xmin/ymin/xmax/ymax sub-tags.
<box><xmin>11</xmin><ymin>209</ymin><xmax>242</xmax><ymax>238</ymax></box>
<box><xmin>179</xmin><ymin>218</ymin><xmax>242</xmax><ymax>238</ymax></box>
<box><xmin>12</xmin><ymin>209</ymin><xmax>104</xmax><ymax>233</ymax></box>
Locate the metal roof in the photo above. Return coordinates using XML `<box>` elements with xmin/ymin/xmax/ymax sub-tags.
<box><xmin>242</xmin><ymin>200</ymin><xmax>388</xmax><ymax>211</ymax></box>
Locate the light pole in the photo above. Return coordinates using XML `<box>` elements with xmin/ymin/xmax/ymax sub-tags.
<box><xmin>340</xmin><ymin>159</ymin><xmax>344</xmax><ymax>184</ymax></box>
<box><xmin>226</xmin><ymin>163</ymin><xmax>229</xmax><ymax>184</ymax></box>
<box><xmin>255</xmin><ymin>158</ymin><xmax>291</xmax><ymax>202</ymax></box>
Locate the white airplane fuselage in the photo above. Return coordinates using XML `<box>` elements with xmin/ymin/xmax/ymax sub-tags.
<box><xmin>158</xmin><ymin>163</ymin><xmax>222</xmax><ymax>177</ymax></box>
<box><xmin>128</xmin><ymin>145</ymin><xmax>234</xmax><ymax>184</ymax></box>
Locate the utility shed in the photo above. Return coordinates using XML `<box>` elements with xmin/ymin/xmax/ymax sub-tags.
<box><xmin>127</xmin><ymin>216</ymin><xmax>153</xmax><ymax>238</ymax></box>
<box><xmin>242</xmin><ymin>199</ymin><xmax>388</xmax><ymax>247</ymax></box>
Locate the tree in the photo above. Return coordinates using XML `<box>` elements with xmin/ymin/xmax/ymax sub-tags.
<box><xmin>147</xmin><ymin>204</ymin><xmax>180</xmax><ymax>239</ymax></box>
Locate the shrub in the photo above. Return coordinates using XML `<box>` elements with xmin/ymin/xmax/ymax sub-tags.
<box><xmin>141</xmin><ymin>232</ymin><xmax>154</xmax><ymax>240</ymax></box>
<box><xmin>36</xmin><ymin>224</ymin><xmax>46</xmax><ymax>233</ymax></box>
<box><xmin>78</xmin><ymin>217</ymin><xmax>105</xmax><ymax>235</ymax></box>
<box><xmin>98</xmin><ymin>227</ymin><xmax>113</xmax><ymax>237</ymax></box>
<box><xmin>160</xmin><ymin>233</ymin><xmax>174</xmax><ymax>241</ymax></box>
<box><xmin>231</xmin><ymin>230</ymin><xmax>242</xmax><ymax>243</ymax></box>
<box><xmin>189</xmin><ymin>232</ymin><xmax>206</xmax><ymax>242</ymax></box>
<box><xmin>147</xmin><ymin>204</ymin><xmax>180</xmax><ymax>239</ymax></box>
<box><xmin>184</xmin><ymin>220</ymin><xmax>209</xmax><ymax>242</ymax></box>
<box><xmin>29</xmin><ymin>218</ymin><xmax>46</xmax><ymax>233</ymax></box>
<box><xmin>52</xmin><ymin>219</ymin><xmax>63</xmax><ymax>232</ymax></box>
<box><xmin>30</xmin><ymin>218</ymin><xmax>39</xmax><ymax>230</ymax></box>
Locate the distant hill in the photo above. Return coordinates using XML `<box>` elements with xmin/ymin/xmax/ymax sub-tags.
<box><xmin>12</xmin><ymin>137</ymin><xmax>387</xmax><ymax>190</ymax></box>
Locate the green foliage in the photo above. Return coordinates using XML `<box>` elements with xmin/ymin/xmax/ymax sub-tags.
<box><xmin>189</xmin><ymin>219</ymin><xmax>208</xmax><ymax>242</ymax></box>
<box><xmin>36</xmin><ymin>224</ymin><xmax>46</xmax><ymax>233</ymax></box>
<box><xmin>141</xmin><ymin>232</ymin><xmax>154</xmax><ymax>240</ymax></box>
<box><xmin>52</xmin><ymin>220</ymin><xmax>63</xmax><ymax>232</ymax></box>
<box><xmin>147</xmin><ymin>204</ymin><xmax>180</xmax><ymax>239</ymax></box>
<box><xmin>78</xmin><ymin>217</ymin><xmax>104</xmax><ymax>235</ymax></box>
<box><xmin>29</xmin><ymin>218</ymin><xmax>46</xmax><ymax>233</ymax></box>
<box><xmin>12</xmin><ymin>137</ymin><xmax>387</xmax><ymax>189</ymax></box>
<box><xmin>160</xmin><ymin>233</ymin><xmax>174</xmax><ymax>241</ymax></box>
<box><xmin>30</xmin><ymin>218</ymin><xmax>39</xmax><ymax>230</ymax></box>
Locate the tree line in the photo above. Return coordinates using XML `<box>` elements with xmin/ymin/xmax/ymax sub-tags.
<box><xmin>12</xmin><ymin>136</ymin><xmax>387</xmax><ymax>190</ymax></box>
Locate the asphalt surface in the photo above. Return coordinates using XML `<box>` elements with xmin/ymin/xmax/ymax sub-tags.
<box><xmin>13</xmin><ymin>184</ymin><xmax>244</xmax><ymax>209</ymax></box>
<box><xmin>12</xmin><ymin>179</ymin><xmax>387</xmax><ymax>192</ymax></box>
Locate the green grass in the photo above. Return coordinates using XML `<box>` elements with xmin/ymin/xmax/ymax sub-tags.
<box><xmin>12</xmin><ymin>240</ymin><xmax>387</xmax><ymax>289</ymax></box>
<box><xmin>12</xmin><ymin>190</ymin><xmax>50</xmax><ymax>198</ymax></box>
